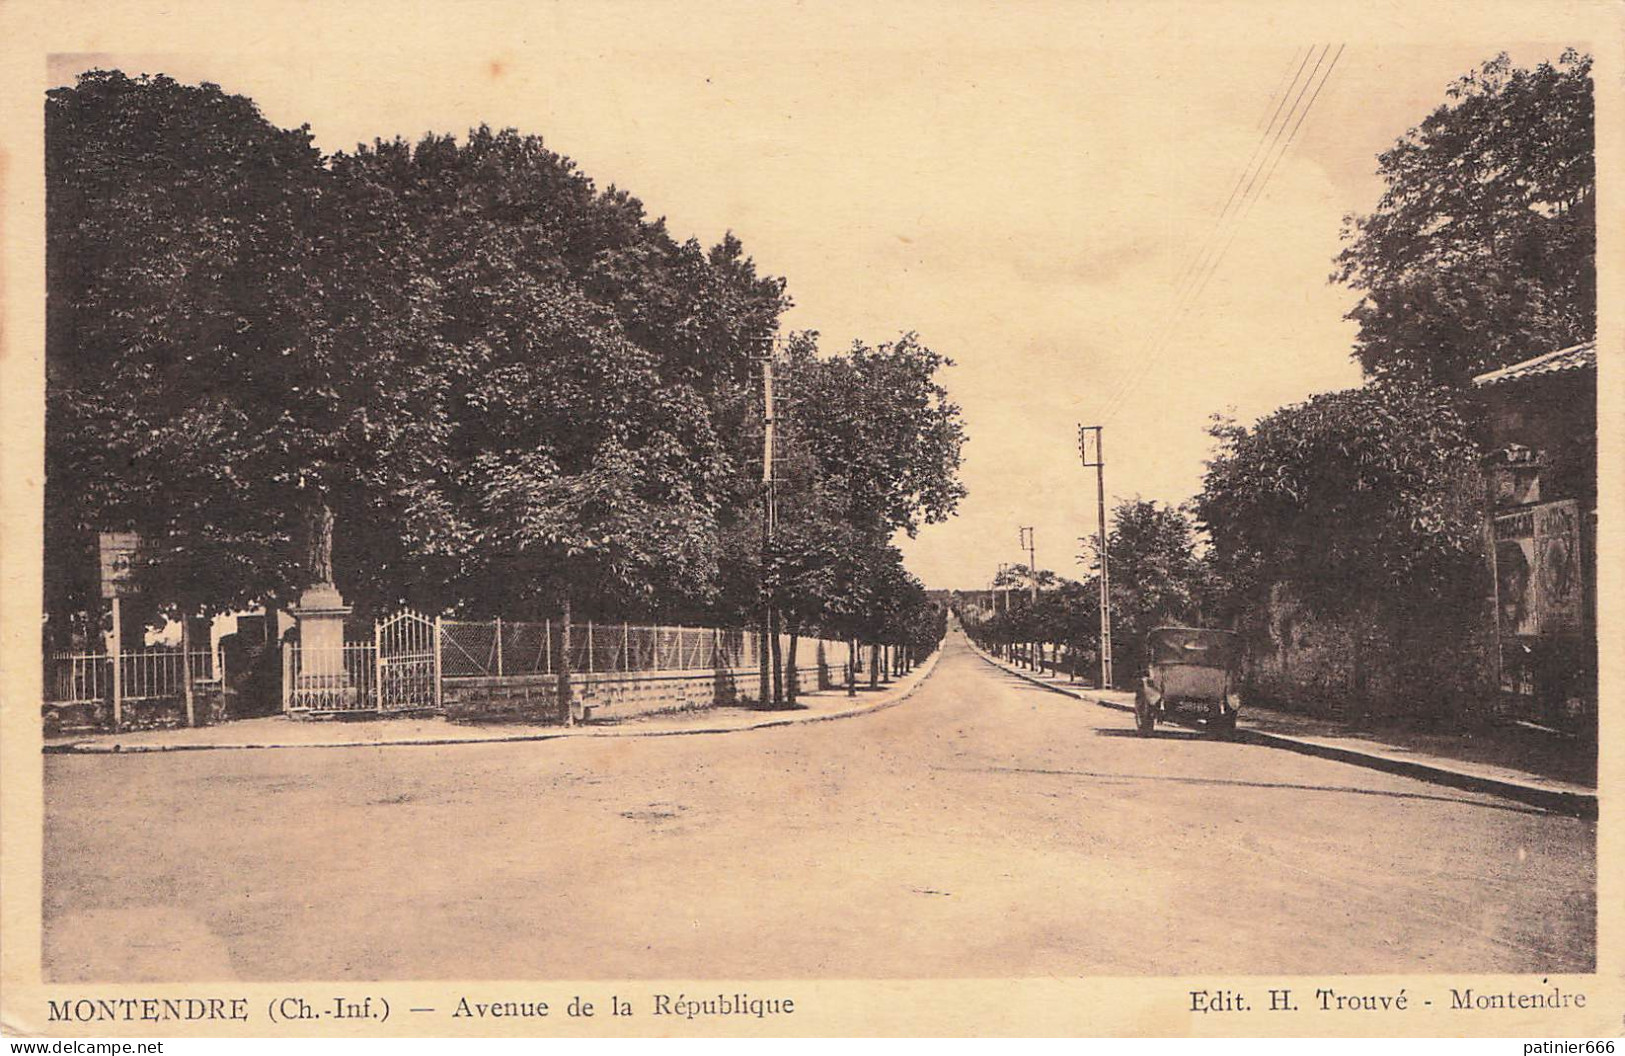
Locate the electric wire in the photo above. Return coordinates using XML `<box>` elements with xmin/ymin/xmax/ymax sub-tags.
<box><xmin>1088</xmin><ymin>45</ymin><xmax>1317</xmax><ymax>425</ymax></box>
<box><xmin>1095</xmin><ymin>43</ymin><xmax>1344</xmax><ymax>428</ymax></box>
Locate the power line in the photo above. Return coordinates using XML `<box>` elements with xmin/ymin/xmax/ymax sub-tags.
<box><xmin>1221</xmin><ymin>47</ymin><xmax>1315</xmax><ymax>228</ymax></box>
<box><xmin>1088</xmin><ymin>46</ymin><xmax>1314</xmax><ymax>425</ymax></box>
<box><xmin>1151</xmin><ymin>47</ymin><xmax>1313</xmax><ymax>335</ymax></box>
<box><xmin>1249</xmin><ymin>43</ymin><xmax>1345</xmax><ymax>215</ymax></box>
<box><xmin>1234</xmin><ymin>45</ymin><xmax>1328</xmax><ymax>218</ymax></box>
<box><xmin>1256</xmin><ymin>45</ymin><xmax>1305</xmax><ymax>131</ymax></box>
<box><xmin>1096</xmin><ymin>43</ymin><xmax>1344</xmax><ymax>427</ymax></box>
<box><xmin>1162</xmin><ymin>46</ymin><xmax>1311</xmax><ymax>305</ymax></box>
<box><xmin>1179</xmin><ymin>44</ymin><xmax>1343</xmax><ymax>315</ymax></box>
<box><xmin>1166</xmin><ymin>45</ymin><xmax>1330</xmax><ymax>332</ymax></box>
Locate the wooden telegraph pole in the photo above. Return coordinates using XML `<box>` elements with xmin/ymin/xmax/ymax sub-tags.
<box><xmin>759</xmin><ymin>332</ymin><xmax>782</xmax><ymax>707</ymax></box>
<box><xmin>996</xmin><ymin>561</ymin><xmax>1010</xmax><ymax>658</ymax></box>
<box><xmin>1020</xmin><ymin>526</ymin><xmax>1037</xmax><ymax>670</ymax></box>
<box><xmin>1019</xmin><ymin>526</ymin><xmax>1037</xmax><ymax>602</ymax></box>
<box><xmin>1080</xmin><ymin>425</ymin><xmax>1113</xmax><ymax>690</ymax></box>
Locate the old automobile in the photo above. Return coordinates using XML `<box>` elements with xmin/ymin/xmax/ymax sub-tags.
<box><xmin>1133</xmin><ymin>626</ymin><xmax>1240</xmax><ymax>736</ymax></box>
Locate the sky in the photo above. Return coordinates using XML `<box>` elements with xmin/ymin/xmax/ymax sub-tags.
<box><xmin>43</xmin><ymin>3</ymin><xmax>1596</xmax><ymax>591</ymax></box>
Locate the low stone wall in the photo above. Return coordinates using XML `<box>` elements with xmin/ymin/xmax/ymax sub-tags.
<box><xmin>442</xmin><ymin>665</ymin><xmax>777</xmax><ymax>725</ymax></box>
<box><xmin>1243</xmin><ymin>582</ymin><xmax>1499</xmax><ymax>725</ymax></box>
<box><xmin>42</xmin><ymin>682</ymin><xmax>226</xmax><ymax>735</ymax></box>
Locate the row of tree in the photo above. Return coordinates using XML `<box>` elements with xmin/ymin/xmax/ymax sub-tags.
<box><xmin>964</xmin><ymin>378</ymin><xmax>1504</xmax><ymax>700</ymax></box>
<box><xmin>968</xmin><ymin>50</ymin><xmax>1593</xmax><ymax>712</ymax></box>
<box><xmin>45</xmin><ymin>70</ymin><xmax>964</xmax><ymax>677</ymax></box>
<box><xmin>961</xmin><ymin>498</ymin><xmax>1213</xmax><ymax>684</ymax></box>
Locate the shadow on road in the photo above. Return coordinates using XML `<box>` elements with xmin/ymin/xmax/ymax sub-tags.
<box><xmin>942</xmin><ymin>764</ymin><xmax>1555</xmax><ymax>817</ymax></box>
<box><xmin>1096</xmin><ymin>727</ymin><xmax>1209</xmax><ymax>741</ymax></box>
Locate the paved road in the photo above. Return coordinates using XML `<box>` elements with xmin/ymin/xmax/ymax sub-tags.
<box><xmin>44</xmin><ymin>628</ymin><xmax>1594</xmax><ymax>981</ymax></box>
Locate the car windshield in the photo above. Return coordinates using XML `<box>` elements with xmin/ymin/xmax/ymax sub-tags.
<box><xmin>1147</xmin><ymin>628</ymin><xmax>1236</xmax><ymax>668</ymax></box>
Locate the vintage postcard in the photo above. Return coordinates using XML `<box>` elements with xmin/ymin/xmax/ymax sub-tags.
<box><xmin>1</xmin><ymin>0</ymin><xmax>1620</xmax><ymax>1040</ymax></box>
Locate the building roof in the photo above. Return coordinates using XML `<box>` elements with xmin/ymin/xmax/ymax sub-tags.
<box><xmin>1472</xmin><ymin>341</ymin><xmax>1596</xmax><ymax>388</ymax></box>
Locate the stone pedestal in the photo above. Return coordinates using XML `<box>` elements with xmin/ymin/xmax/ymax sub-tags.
<box><xmin>291</xmin><ymin>582</ymin><xmax>356</xmax><ymax>708</ymax></box>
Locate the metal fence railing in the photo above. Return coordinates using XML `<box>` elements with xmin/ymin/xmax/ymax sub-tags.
<box><xmin>45</xmin><ymin>615</ymin><xmax>867</xmax><ymax>724</ymax></box>
<box><xmin>281</xmin><ymin>641</ymin><xmax>379</xmax><ymax>714</ymax></box>
<box><xmin>46</xmin><ymin>649</ymin><xmax>218</xmax><ymax>705</ymax></box>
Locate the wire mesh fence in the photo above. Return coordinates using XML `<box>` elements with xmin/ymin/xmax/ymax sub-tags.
<box><xmin>440</xmin><ymin>619</ymin><xmax>557</xmax><ymax>678</ymax></box>
<box><xmin>437</xmin><ymin>618</ymin><xmax>851</xmax><ymax>680</ymax></box>
<box><xmin>43</xmin><ymin>613</ymin><xmax>877</xmax><ymax>729</ymax></box>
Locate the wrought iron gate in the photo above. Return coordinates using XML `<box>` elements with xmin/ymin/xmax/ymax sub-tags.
<box><xmin>376</xmin><ymin>610</ymin><xmax>440</xmax><ymax>713</ymax></box>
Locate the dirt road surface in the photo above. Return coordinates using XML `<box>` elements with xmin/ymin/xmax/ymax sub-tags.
<box><xmin>44</xmin><ymin>628</ymin><xmax>1594</xmax><ymax>981</ymax></box>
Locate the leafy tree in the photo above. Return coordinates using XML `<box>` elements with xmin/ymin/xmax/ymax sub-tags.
<box><xmin>958</xmin><ymin>565</ymin><xmax>1097</xmax><ymax>676</ymax></box>
<box><xmin>1195</xmin><ymin>382</ymin><xmax>1488</xmax><ymax>707</ymax></box>
<box><xmin>46</xmin><ymin>77</ymin><xmax>790</xmax><ymax>632</ymax></box>
<box><xmin>46</xmin><ymin>70</ymin><xmax>361</xmax><ymax>629</ymax></box>
<box><xmin>46</xmin><ymin>67</ymin><xmax>957</xmax><ymax>684</ymax></box>
<box><xmin>757</xmin><ymin>330</ymin><xmax>966</xmax><ymax>697</ymax></box>
<box><xmin>1032</xmin><ymin>578</ymin><xmax>1100</xmax><ymax>677</ymax></box>
<box><xmin>1080</xmin><ymin>499</ymin><xmax>1210</xmax><ymax>685</ymax></box>
<box><xmin>324</xmin><ymin>129</ymin><xmax>789</xmax><ymax>621</ymax></box>
<box><xmin>782</xmin><ymin>332</ymin><xmax>967</xmax><ymax>540</ymax></box>
<box><xmin>1333</xmin><ymin>50</ymin><xmax>1594</xmax><ymax>385</ymax></box>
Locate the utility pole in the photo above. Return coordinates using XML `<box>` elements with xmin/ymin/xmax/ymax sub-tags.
<box><xmin>759</xmin><ymin>332</ymin><xmax>780</xmax><ymax>707</ymax></box>
<box><xmin>996</xmin><ymin>561</ymin><xmax>1010</xmax><ymax>659</ymax></box>
<box><xmin>1079</xmin><ymin>425</ymin><xmax>1113</xmax><ymax>689</ymax></box>
<box><xmin>1019</xmin><ymin>526</ymin><xmax>1036</xmax><ymax>671</ymax></box>
<box><xmin>1019</xmin><ymin>526</ymin><xmax>1037</xmax><ymax>602</ymax></box>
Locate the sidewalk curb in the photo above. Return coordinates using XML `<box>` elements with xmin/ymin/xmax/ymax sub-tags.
<box><xmin>42</xmin><ymin>648</ymin><xmax>943</xmax><ymax>756</ymax></box>
<box><xmin>1228</xmin><ymin>727</ymin><xmax>1596</xmax><ymax>819</ymax></box>
<box><xmin>969</xmin><ymin>641</ymin><xmax>1596</xmax><ymax>819</ymax></box>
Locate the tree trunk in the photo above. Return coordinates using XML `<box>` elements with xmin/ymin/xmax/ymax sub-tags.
<box><xmin>180</xmin><ymin>616</ymin><xmax>196</xmax><ymax>728</ymax></box>
<box><xmin>869</xmin><ymin>643</ymin><xmax>880</xmax><ymax>688</ymax></box>
<box><xmin>758</xmin><ymin>612</ymin><xmax>771</xmax><ymax>707</ymax></box>
<box><xmin>557</xmin><ymin>595</ymin><xmax>574</xmax><ymax>725</ymax></box>
<box><xmin>785</xmin><ymin>620</ymin><xmax>800</xmax><ymax>706</ymax></box>
<box><xmin>769</xmin><ymin>608</ymin><xmax>784</xmax><ymax>707</ymax></box>
<box><xmin>848</xmin><ymin>637</ymin><xmax>857</xmax><ymax>697</ymax></box>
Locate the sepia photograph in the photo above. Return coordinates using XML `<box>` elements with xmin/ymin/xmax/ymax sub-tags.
<box><xmin>2</xmin><ymin>0</ymin><xmax>1618</xmax><ymax>1040</ymax></box>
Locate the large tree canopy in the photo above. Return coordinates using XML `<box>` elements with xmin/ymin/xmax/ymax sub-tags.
<box><xmin>780</xmin><ymin>331</ymin><xmax>967</xmax><ymax>539</ymax></box>
<box><xmin>766</xmin><ymin>331</ymin><xmax>966</xmax><ymax>644</ymax></box>
<box><xmin>1195</xmin><ymin>381</ymin><xmax>1485</xmax><ymax>627</ymax></box>
<box><xmin>326</xmin><ymin>129</ymin><xmax>786</xmax><ymax>620</ymax></box>
<box><xmin>1082</xmin><ymin>499</ymin><xmax>1211</xmax><ymax>684</ymax></box>
<box><xmin>1332</xmin><ymin>50</ymin><xmax>1594</xmax><ymax>385</ymax></box>
<box><xmin>46</xmin><ymin>72</ymin><xmax>789</xmax><ymax>627</ymax></box>
<box><xmin>47</xmin><ymin>71</ymin><xmax>344</xmax><ymax>621</ymax></box>
<box><xmin>47</xmin><ymin>69</ymin><xmax>962</xmax><ymax>650</ymax></box>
